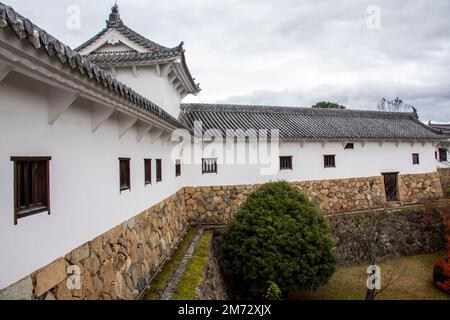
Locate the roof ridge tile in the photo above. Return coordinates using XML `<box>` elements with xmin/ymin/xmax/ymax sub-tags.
<box><xmin>180</xmin><ymin>103</ymin><xmax>444</xmax><ymax>141</ymax></box>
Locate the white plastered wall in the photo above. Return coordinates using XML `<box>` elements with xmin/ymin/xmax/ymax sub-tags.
<box><xmin>0</xmin><ymin>72</ymin><xmax>183</xmax><ymax>289</ymax></box>
<box><xmin>113</xmin><ymin>66</ymin><xmax>182</xmax><ymax>119</ymax></box>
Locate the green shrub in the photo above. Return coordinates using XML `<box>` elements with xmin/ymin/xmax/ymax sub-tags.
<box><xmin>264</xmin><ymin>281</ymin><xmax>282</xmax><ymax>300</ymax></box>
<box><xmin>220</xmin><ymin>181</ymin><xmax>337</xmax><ymax>299</ymax></box>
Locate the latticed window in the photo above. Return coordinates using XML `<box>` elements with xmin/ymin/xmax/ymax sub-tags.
<box><xmin>156</xmin><ymin>159</ymin><xmax>162</xmax><ymax>182</ymax></box>
<box><xmin>439</xmin><ymin>148</ymin><xmax>448</xmax><ymax>162</ymax></box>
<box><xmin>11</xmin><ymin>156</ymin><xmax>51</xmax><ymax>224</ymax></box>
<box><xmin>412</xmin><ymin>153</ymin><xmax>420</xmax><ymax>165</ymax></box>
<box><xmin>202</xmin><ymin>158</ymin><xmax>217</xmax><ymax>174</ymax></box>
<box><xmin>324</xmin><ymin>155</ymin><xmax>336</xmax><ymax>168</ymax></box>
<box><xmin>280</xmin><ymin>156</ymin><xmax>293</xmax><ymax>170</ymax></box>
<box><xmin>119</xmin><ymin>158</ymin><xmax>130</xmax><ymax>191</ymax></box>
<box><xmin>144</xmin><ymin>159</ymin><xmax>152</xmax><ymax>185</ymax></box>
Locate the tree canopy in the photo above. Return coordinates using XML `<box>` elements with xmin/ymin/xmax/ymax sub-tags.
<box><xmin>377</xmin><ymin>97</ymin><xmax>415</xmax><ymax>113</ymax></box>
<box><xmin>312</xmin><ymin>101</ymin><xmax>346</xmax><ymax>109</ymax></box>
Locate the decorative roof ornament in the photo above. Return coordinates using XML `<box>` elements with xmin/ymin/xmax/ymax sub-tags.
<box><xmin>75</xmin><ymin>1</ymin><xmax>200</xmax><ymax>94</ymax></box>
<box><xmin>411</xmin><ymin>106</ymin><xmax>419</xmax><ymax>120</ymax></box>
<box><xmin>106</xmin><ymin>2</ymin><xmax>122</xmax><ymax>27</ymax></box>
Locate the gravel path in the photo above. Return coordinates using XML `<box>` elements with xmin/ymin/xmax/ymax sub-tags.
<box><xmin>160</xmin><ymin>228</ymin><xmax>204</xmax><ymax>300</ymax></box>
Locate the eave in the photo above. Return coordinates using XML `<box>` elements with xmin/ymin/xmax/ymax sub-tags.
<box><xmin>0</xmin><ymin>12</ymin><xmax>180</xmax><ymax>133</ymax></box>
<box><xmin>87</xmin><ymin>52</ymin><xmax>201</xmax><ymax>97</ymax></box>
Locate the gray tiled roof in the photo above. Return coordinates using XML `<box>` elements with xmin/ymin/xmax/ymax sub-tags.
<box><xmin>180</xmin><ymin>103</ymin><xmax>445</xmax><ymax>141</ymax></box>
<box><xmin>428</xmin><ymin>122</ymin><xmax>450</xmax><ymax>136</ymax></box>
<box><xmin>85</xmin><ymin>50</ymin><xmax>182</xmax><ymax>68</ymax></box>
<box><xmin>75</xmin><ymin>20</ymin><xmax>181</xmax><ymax>58</ymax></box>
<box><xmin>0</xmin><ymin>2</ymin><xmax>183</xmax><ymax>129</ymax></box>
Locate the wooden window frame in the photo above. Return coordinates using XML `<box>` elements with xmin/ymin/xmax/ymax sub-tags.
<box><xmin>175</xmin><ymin>159</ymin><xmax>181</xmax><ymax>177</ymax></box>
<box><xmin>156</xmin><ymin>159</ymin><xmax>162</xmax><ymax>183</ymax></box>
<box><xmin>324</xmin><ymin>155</ymin><xmax>336</xmax><ymax>168</ymax></box>
<box><xmin>144</xmin><ymin>159</ymin><xmax>152</xmax><ymax>185</ymax></box>
<box><xmin>202</xmin><ymin>158</ymin><xmax>218</xmax><ymax>174</ymax></box>
<box><xmin>439</xmin><ymin>148</ymin><xmax>448</xmax><ymax>162</ymax></box>
<box><xmin>11</xmin><ymin>156</ymin><xmax>51</xmax><ymax>225</ymax></box>
<box><xmin>119</xmin><ymin>158</ymin><xmax>131</xmax><ymax>192</ymax></box>
<box><xmin>279</xmin><ymin>156</ymin><xmax>293</xmax><ymax>170</ymax></box>
<box><xmin>412</xmin><ymin>153</ymin><xmax>420</xmax><ymax>165</ymax></box>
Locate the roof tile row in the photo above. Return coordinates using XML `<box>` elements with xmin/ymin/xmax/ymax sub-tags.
<box><xmin>180</xmin><ymin>103</ymin><xmax>445</xmax><ymax>141</ymax></box>
<box><xmin>0</xmin><ymin>2</ymin><xmax>182</xmax><ymax>128</ymax></box>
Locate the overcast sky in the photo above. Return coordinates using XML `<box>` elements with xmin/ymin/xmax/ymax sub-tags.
<box><xmin>5</xmin><ymin>0</ymin><xmax>450</xmax><ymax>122</ymax></box>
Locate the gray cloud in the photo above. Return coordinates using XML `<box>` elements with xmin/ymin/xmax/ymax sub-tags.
<box><xmin>4</xmin><ymin>0</ymin><xmax>450</xmax><ymax>122</ymax></box>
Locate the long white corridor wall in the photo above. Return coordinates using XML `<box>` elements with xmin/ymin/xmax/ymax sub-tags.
<box><xmin>0</xmin><ymin>72</ymin><xmax>183</xmax><ymax>289</ymax></box>
<box><xmin>182</xmin><ymin>140</ymin><xmax>437</xmax><ymax>187</ymax></box>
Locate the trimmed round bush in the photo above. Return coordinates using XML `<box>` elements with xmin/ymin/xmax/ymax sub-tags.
<box><xmin>220</xmin><ymin>181</ymin><xmax>337</xmax><ymax>299</ymax></box>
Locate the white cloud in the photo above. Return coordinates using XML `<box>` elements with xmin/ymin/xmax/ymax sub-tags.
<box><xmin>5</xmin><ymin>0</ymin><xmax>450</xmax><ymax>121</ymax></box>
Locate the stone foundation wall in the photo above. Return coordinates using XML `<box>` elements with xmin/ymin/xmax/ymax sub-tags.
<box><xmin>0</xmin><ymin>171</ymin><xmax>445</xmax><ymax>299</ymax></box>
<box><xmin>327</xmin><ymin>204</ymin><xmax>447</xmax><ymax>265</ymax></box>
<box><xmin>438</xmin><ymin>168</ymin><xmax>450</xmax><ymax>189</ymax></box>
<box><xmin>0</xmin><ymin>190</ymin><xmax>189</xmax><ymax>300</ymax></box>
<box><xmin>399</xmin><ymin>172</ymin><xmax>444</xmax><ymax>203</ymax></box>
<box><xmin>185</xmin><ymin>185</ymin><xmax>257</xmax><ymax>225</ymax></box>
<box><xmin>293</xmin><ymin>177</ymin><xmax>386</xmax><ymax>213</ymax></box>
<box><xmin>185</xmin><ymin>172</ymin><xmax>444</xmax><ymax>224</ymax></box>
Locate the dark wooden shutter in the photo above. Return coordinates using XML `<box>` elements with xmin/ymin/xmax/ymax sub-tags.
<box><xmin>11</xmin><ymin>156</ymin><xmax>51</xmax><ymax>224</ymax></box>
<box><xmin>439</xmin><ymin>148</ymin><xmax>448</xmax><ymax>162</ymax></box>
<box><xmin>324</xmin><ymin>155</ymin><xmax>336</xmax><ymax>168</ymax></box>
<box><xmin>156</xmin><ymin>159</ymin><xmax>162</xmax><ymax>182</ymax></box>
<box><xmin>119</xmin><ymin>158</ymin><xmax>130</xmax><ymax>191</ymax></box>
<box><xmin>144</xmin><ymin>159</ymin><xmax>152</xmax><ymax>185</ymax></box>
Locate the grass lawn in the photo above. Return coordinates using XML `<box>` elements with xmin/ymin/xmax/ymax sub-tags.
<box><xmin>170</xmin><ymin>230</ymin><xmax>213</xmax><ymax>300</ymax></box>
<box><xmin>444</xmin><ymin>186</ymin><xmax>450</xmax><ymax>197</ymax></box>
<box><xmin>292</xmin><ymin>252</ymin><xmax>450</xmax><ymax>300</ymax></box>
<box><xmin>145</xmin><ymin>227</ymin><xmax>198</xmax><ymax>300</ymax></box>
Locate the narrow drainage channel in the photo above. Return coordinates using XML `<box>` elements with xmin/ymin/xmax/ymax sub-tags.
<box><xmin>159</xmin><ymin>228</ymin><xmax>204</xmax><ymax>300</ymax></box>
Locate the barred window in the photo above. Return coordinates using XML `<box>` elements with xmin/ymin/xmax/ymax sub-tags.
<box><xmin>11</xmin><ymin>156</ymin><xmax>51</xmax><ymax>225</ymax></box>
<box><xmin>119</xmin><ymin>158</ymin><xmax>131</xmax><ymax>191</ymax></box>
<box><xmin>144</xmin><ymin>159</ymin><xmax>152</xmax><ymax>185</ymax></box>
<box><xmin>439</xmin><ymin>148</ymin><xmax>448</xmax><ymax>162</ymax></box>
<box><xmin>412</xmin><ymin>153</ymin><xmax>419</xmax><ymax>165</ymax></box>
<box><xmin>280</xmin><ymin>156</ymin><xmax>293</xmax><ymax>170</ymax></box>
<box><xmin>202</xmin><ymin>158</ymin><xmax>217</xmax><ymax>174</ymax></box>
<box><xmin>324</xmin><ymin>155</ymin><xmax>336</xmax><ymax>168</ymax></box>
<box><xmin>156</xmin><ymin>159</ymin><xmax>162</xmax><ymax>182</ymax></box>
